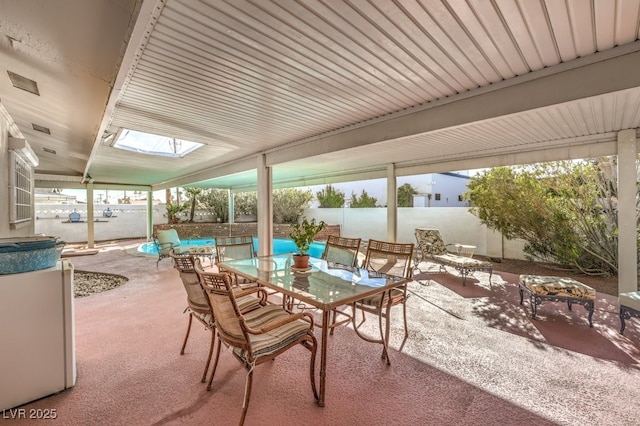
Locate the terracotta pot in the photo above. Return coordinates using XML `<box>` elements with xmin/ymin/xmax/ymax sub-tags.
<box><xmin>292</xmin><ymin>254</ymin><xmax>310</xmax><ymax>269</ymax></box>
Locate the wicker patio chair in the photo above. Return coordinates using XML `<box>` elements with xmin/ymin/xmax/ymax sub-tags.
<box><xmin>194</xmin><ymin>261</ymin><xmax>318</xmax><ymax>425</ymax></box>
<box><xmin>321</xmin><ymin>235</ymin><xmax>362</xmax><ymax>334</ymax></box>
<box><xmin>214</xmin><ymin>235</ymin><xmax>258</xmax><ymax>286</ymax></box>
<box><xmin>352</xmin><ymin>239</ymin><xmax>414</xmax><ymax>365</ymax></box>
<box><xmin>321</xmin><ymin>235</ymin><xmax>362</xmax><ymax>267</ymax></box>
<box><xmin>284</xmin><ymin>234</ymin><xmax>362</xmax><ymax>325</ymax></box>
<box><xmin>170</xmin><ymin>250</ymin><xmax>265</xmax><ymax>384</ymax></box>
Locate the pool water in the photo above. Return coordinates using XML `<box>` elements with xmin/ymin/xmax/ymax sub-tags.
<box><xmin>138</xmin><ymin>237</ymin><xmax>326</xmax><ymax>258</ymax></box>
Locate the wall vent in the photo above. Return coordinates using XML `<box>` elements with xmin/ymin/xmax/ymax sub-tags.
<box><xmin>7</xmin><ymin>71</ymin><xmax>40</xmax><ymax>95</ymax></box>
<box><xmin>32</xmin><ymin>123</ymin><xmax>51</xmax><ymax>134</ymax></box>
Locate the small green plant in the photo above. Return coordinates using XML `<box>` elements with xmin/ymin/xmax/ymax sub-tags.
<box><xmin>164</xmin><ymin>202</ymin><xmax>186</xmax><ymax>224</ymax></box>
<box><xmin>289</xmin><ymin>217</ymin><xmax>325</xmax><ymax>255</ymax></box>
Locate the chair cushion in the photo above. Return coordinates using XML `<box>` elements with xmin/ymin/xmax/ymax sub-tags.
<box><xmin>188</xmin><ymin>246</ymin><xmax>214</xmax><ymax>255</ymax></box>
<box><xmin>619</xmin><ymin>291</ymin><xmax>640</xmax><ymax>311</ymax></box>
<box><xmin>156</xmin><ymin>229</ymin><xmax>181</xmax><ymax>254</ymax></box>
<box><xmin>358</xmin><ymin>288</ymin><xmax>405</xmax><ymax>307</ymax></box>
<box><xmin>415</xmin><ymin>228</ymin><xmax>448</xmax><ymax>255</ymax></box>
<box><xmin>236</xmin><ymin>294</ymin><xmax>263</xmax><ymax>314</ymax></box>
<box><xmin>241</xmin><ymin>304</ymin><xmax>291</xmax><ymax>326</ymax></box>
<box><xmin>191</xmin><ymin>310</ymin><xmax>214</xmax><ymax>328</ymax></box>
<box><xmin>189</xmin><ymin>295</ymin><xmax>260</xmax><ymax>329</ymax></box>
<box><xmin>519</xmin><ymin>275</ymin><xmax>595</xmax><ymax>300</ymax></box>
<box><xmin>241</xmin><ymin>320</ymin><xmax>310</xmax><ymax>358</ymax></box>
<box><xmin>219</xmin><ymin>304</ymin><xmax>286</xmax><ymax>341</ymax></box>
<box><xmin>432</xmin><ymin>253</ymin><xmax>492</xmax><ymax>269</ymax></box>
<box><xmin>234</xmin><ymin>306</ymin><xmax>311</xmax><ymax>358</ymax></box>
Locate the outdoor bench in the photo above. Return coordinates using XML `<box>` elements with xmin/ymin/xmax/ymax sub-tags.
<box><xmin>619</xmin><ymin>291</ymin><xmax>640</xmax><ymax>334</ymax></box>
<box><xmin>518</xmin><ymin>275</ymin><xmax>595</xmax><ymax>327</ymax></box>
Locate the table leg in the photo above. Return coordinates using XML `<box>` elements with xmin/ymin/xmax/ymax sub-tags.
<box><xmin>318</xmin><ymin>310</ymin><xmax>329</xmax><ymax>407</ymax></box>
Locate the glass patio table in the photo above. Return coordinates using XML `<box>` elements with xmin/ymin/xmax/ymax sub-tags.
<box><xmin>218</xmin><ymin>253</ymin><xmax>410</xmax><ymax>407</ymax></box>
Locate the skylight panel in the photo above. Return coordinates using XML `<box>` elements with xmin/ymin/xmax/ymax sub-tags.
<box><xmin>113</xmin><ymin>129</ymin><xmax>203</xmax><ymax>158</ymax></box>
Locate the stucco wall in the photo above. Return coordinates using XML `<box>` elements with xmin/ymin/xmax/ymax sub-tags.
<box><xmin>302</xmin><ymin>207</ymin><xmax>526</xmax><ymax>259</ymax></box>
<box><xmin>35</xmin><ymin>204</ymin><xmax>166</xmax><ymax>243</ymax></box>
<box><xmin>34</xmin><ymin>202</ymin><xmax>527</xmax><ymax>259</ymax></box>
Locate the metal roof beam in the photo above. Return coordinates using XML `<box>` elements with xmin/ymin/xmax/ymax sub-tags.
<box><xmin>265</xmin><ymin>44</ymin><xmax>640</xmax><ymax>167</ymax></box>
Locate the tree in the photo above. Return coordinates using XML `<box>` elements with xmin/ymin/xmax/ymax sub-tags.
<box><xmin>197</xmin><ymin>188</ymin><xmax>312</xmax><ymax>223</ymax></box>
<box><xmin>234</xmin><ymin>191</ymin><xmax>257</xmax><ymax>218</ymax></box>
<box><xmin>465</xmin><ymin>158</ymin><xmax>633</xmax><ymax>275</ymax></box>
<box><xmin>273</xmin><ymin>188</ymin><xmax>313</xmax><ymax>223</ymax></box>
<box><xmin>397</xmin><ymin>183</ymin><xmax>418</xmax><ymax>207</ymax></box>
<box><xmin>316</xmin><ymin>185</ymin><xmax>345</xmax><ymax>207</ymax></box>
<box><xmin>199</xmin><ymin>188</ymin><xmax>229</xmax><ymax>222</ymax></box>
<box><xmin>350</xmin><ymin>190</ymin><xmax>378</xmax><ymax>208</ymax></box>
<box><xmin>183</xmin><ymin>187</ymin><xmax>203</xmax><ymax>222</ymax></box>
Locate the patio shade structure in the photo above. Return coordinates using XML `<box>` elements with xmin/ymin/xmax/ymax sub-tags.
<box><xmin>1</xmin><ymin>0</ymin><xmax>639</xmax><ymax>292</ymax></box>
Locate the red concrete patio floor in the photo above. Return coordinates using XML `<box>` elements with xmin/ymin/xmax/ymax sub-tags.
<box><xmin>11</xmin><ymin>239</ymin><xmax>640</xmax><ymax>425</ymax></box>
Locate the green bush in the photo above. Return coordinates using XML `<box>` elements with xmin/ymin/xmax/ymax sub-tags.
<box><xmin>465</xmin><ymin>158</ymin><xmax>632</xmax><ymax>275</ymax></box>
<box><xmin>273</xmin><ymin>188</ymin><xmax>314</xmax><ymax>223</ymax></box>
<box><xmin>350</xmin><ymin>190</ymin><xmax>378</xmax><ymax>208</ymax></box>
<box><xmin>234</xmin><ymin>192</ymin><xmax>257</xmax><ymax>218</ymax></box>
<box><xmin>316</xmin><ymin>185</ymin><xmax>345</xmax><ymax>208</ymax></box>
<box><xmin>199</xmin><ymin>188</ymin><xmax>229</xmax><ymax>222</ymax></box>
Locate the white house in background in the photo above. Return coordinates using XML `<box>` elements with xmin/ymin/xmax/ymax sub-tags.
<box><xmin>305</xmin><ymin>172</ymin><xmax>471</xmax><ymax>207</ymax></box>
<box><xmin>34</xmin><ymin>189</ymin><xmax>77</xmax><ymax>204</ymax></box>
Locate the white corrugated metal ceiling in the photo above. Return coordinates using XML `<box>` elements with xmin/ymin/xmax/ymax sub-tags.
<box><xmin>1</xmin><ymin>0</ymin><xmax>640</xmax><ymax>190</ymax></box>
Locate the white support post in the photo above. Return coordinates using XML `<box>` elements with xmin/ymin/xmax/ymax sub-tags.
<box><xmin>86</xmin><ymin>183</ymin><xmax>95</xmax><ymax>248</ymax></box>
<box><xmin>617</xmin><ymin>129</ymin><xmax>638</xmax><ymax>294</ymax></box>
<box><xmin>228</xmin><ymin>189</ymin><xmax>234</xmax><ymax>225</ymax></box>
<box><xmin>257</xmin><ymin>155</ymin><xmax>273</xmax><ymax>256</ymax></box>
<box><xmin>387</xmin><ymin>164</ymin><xmax>397</xmax><ymax>242</ymax></box>
<box><xmin>147</xmin><ymin>191</ymin><xmax>153</xmax><ymax>241</ymax></box>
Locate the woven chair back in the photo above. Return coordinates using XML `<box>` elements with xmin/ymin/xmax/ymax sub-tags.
<box><xmin>170</xmin><ymin>250</ymin><xmax>209</xmax><ymax>314</ymax></box>
<box><xmin>321</xmin><ymin>235</ymin><xmax>361</xmax><ymax>267</ymax></box>
<box><xmin>363</xmin><ymin>239</ymin><xmax>414</xmax><ymax>279</ymax></box>
<box><xmin>195</xmin><ymin>261</ymin><xmax>247</xmax><ymax>345</ymax></box>
<box><xmin>215</xmin><ymin>235</ymin><xmax>255</xmax><ymax>263</ymax></box>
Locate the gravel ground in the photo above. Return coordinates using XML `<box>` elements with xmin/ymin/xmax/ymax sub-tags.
<box><xmin>74</xmin><ymin>270</ymin><xmax>128</xmax><ymax>298</ymax></box>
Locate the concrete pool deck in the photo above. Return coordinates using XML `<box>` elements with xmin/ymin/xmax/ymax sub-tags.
<box><xmin>19</xmin><ymin>238</ymin><xmax>640</xmax><ymax>425</ymax></box>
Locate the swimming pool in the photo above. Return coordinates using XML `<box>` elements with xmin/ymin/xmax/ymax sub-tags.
<box><xmin>138</xmin><ymin>237</ymin><xmax>326</xmax><ymax>258</ymax></box>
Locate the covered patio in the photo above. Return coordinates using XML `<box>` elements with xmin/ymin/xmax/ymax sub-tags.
<box><xmin>12</xmin><ymin>240</ymin><xmax>639</xmax><ymax>425</ymax></box>
<box><xmin>2</xmin><ymin>0</ymin><xmax>640</xmax><ymax>295</ymax></box>
<box><xmin>2</xmin><ymin>2</ymin><xmax>640</xmax><ymax>423</ymax></box>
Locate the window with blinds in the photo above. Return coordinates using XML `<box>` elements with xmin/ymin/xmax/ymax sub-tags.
<box><xmin>9</xmin><ymin>150</ymin><xmax>33</xmax><ymax>224</ymax></box>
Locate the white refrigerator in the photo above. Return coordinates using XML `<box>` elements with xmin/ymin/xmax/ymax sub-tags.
<box><xmin>0</xmin><ymin>260</ymin><xmax>76</xmax><ymax>410</ymax></box>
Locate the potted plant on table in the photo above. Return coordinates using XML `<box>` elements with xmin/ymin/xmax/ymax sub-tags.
<box><xmin>289</xmin><ymin>217</ymin><xmax>325</xmax><ymax>270</ymax></box>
